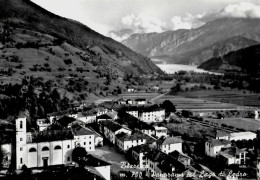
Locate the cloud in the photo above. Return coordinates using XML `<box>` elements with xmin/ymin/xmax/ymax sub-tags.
<box><xmin>171</xmin><ymin>13</ymin><xmax>205</xmax><ymax>30</ymax></box>
<box><xmin>219</xmin><ymin>2</ymin><xmax>260</xmax><ymax>18</ymax></box>
<box><xmin>108</xmin><ymin>29</ymin><xmax>134</xmax><ymax>42</ymax></box>
<box><xmin>108</xmin><ymin>2</ymin><xmax>260</xmax><ymax>41</ymax></box>
<box><xmin>121</xmin><ymin>13</ymin><xmax>167</xmax><ymax>33</ymax></box>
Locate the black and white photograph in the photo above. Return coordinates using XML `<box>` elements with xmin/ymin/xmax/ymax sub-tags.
<box><xmin>0</xmin><ymin>0</ymin><xmax>260</xmax><ymax>179</ymax></box>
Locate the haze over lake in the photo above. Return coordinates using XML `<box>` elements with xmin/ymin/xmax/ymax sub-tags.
<box><xmin>155</xmin><ymin>61</ymin><xmax>222</xmax><ymax>75</ymax></box>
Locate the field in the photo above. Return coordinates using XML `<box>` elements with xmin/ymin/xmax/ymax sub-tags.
<box><xmin>205</xmin><ymin>117</ymin><xmax>260</xmax><ymax>132</ymax></box>
<box><xmin>177</xmin><ymin>89</ymin><xmax>260</xmax><ymax>107</ymax></box>
<box><xmin>155</xmin><ymin>95</ymin><xmax>242</xmax><ymax>110</ymax></box>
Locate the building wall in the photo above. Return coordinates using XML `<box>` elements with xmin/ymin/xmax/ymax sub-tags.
<box><xmin>78</xmin><ymin>115</ymin><xmax>96</xmax><ymax>124</ymax></box>
<box><xmin>126</xmin><ymin>111</ymin><xmax>138</xmax><ymax>119</ymax></box>
<box><xmin>229</xmin><ymin>133</ymin><xmax>256</xmax><ymax>141</ymax></box>
<box><xmin>140</xmin><ymin>110</ymin><xmax>165</xmax><ymax>123</ymax></box>
<box><xmin>205</xmin><ymin>142</ymin><xmax>225</xmax><ymax>157</ymax></box>
<box><xmin>74</xmin><ymin>134</ymin><xmax>95</xmax><ymax>151</ymax></box>
<box><xmin>160</xmin><ymin>143</ymin><xmax>182</xmax><ymax>154</ymax></box>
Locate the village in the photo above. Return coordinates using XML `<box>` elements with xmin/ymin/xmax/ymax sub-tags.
<box><xmin>0</xmin><ymin>96</ymin><xmax>260</xmax><ymax>180</ymax></box>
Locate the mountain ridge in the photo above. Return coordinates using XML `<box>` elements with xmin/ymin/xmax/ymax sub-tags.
<box><xmin>0</xmin><ymin>0</ymin><xmax>163</xmax><ymax>76</ymax></box>
<box><xmin>122</xmin><ymin>17</ymin><xmax>260</xmax><ymax>65</ymax></box>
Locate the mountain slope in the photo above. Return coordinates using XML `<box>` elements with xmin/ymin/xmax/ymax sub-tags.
<box><xmin>123</xmin><ymin>18</ymin><xmax>260</xmax><ymax>65</ymax></box>
<box><xmin>198</xmin><ymin>44</ymin><xmax>260</xmax><ymax>75</ymax></box>
<box><xmin>0</xmin><ymin>0</ymin><xmax>163</xmax><ymax>76</ymax></box>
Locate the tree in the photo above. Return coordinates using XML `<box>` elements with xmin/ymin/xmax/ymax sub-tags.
<box><xmin>160</xmin><ymin>100</ymin><xmax>176</xmax><ymax>117</ymax></box>
<box><xmin>72</xmin><ymin>147</ymin><xmax>88</xmax><ymax>167</ymax></box>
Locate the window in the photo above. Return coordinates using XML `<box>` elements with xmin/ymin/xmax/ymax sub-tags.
<box><xmin>20</xmin><ymin>138</ymin><xmax>23</xmax><ymax>141</ymax></box>
<box><xmin>20</xmin><ymin>121</ymin><xmax>23</xmax><ymax>129</ymax></box>
<box><xmin>67</xmin><ymin>157</ymin><xmax>70</xmax><ymax>161</ymax></box>
<box><xmin>67</xmin><ymin>145</ymin><xmax>70</xmax><ymax>148</ymax></box>
<box><xmin>20</xmin><ymin>158</ymin><xmax>23</xmax><ymax>164</ymax></box>
<box><xmin>42</xmin><ymin>147</ymin><xmax>49</xmax><ymax>151</ymax></box>
<box><xmin>54</xmin><ymin>145</ymin><xmax>61</xmax><ymax>150</ymax></box>
<box><xmin>89</xmin><ymin>142</ymin><xmax>91</xmax><ymax>144</ymax></box>
<box><xmin>84</xmin><ymin>142</ymin><xmax>86</xmax><ymax>145</ymax></box>
<box><xmin>29</xmin><ymin>148</ymin><xmax>36</xmax><ymax>152</ymax></box>
<box><xmin>20</xmin><ymin>147</ymin><xmax>23</xmax><ymax>151</ymax></box>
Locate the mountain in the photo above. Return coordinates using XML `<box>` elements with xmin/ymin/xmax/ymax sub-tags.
<box><xmin>122</xmin><ymin>18</ymin><xmax>260</xmax><ymax>65</ymax></box>
<box><xmin>0</xmin><ymin>0</ymin><xmax>163</xmax><ymax>80</ymax></box>
<box><xmin>198</xmin><ymin>44</ymin><xmax>260</xmax><ymax>75</ymax></box>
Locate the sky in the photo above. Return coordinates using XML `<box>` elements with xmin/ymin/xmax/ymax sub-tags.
<box><xmin>31</xmin><ymin>0</ymin><xmax>260</xmax><ymax>41</ymax></box>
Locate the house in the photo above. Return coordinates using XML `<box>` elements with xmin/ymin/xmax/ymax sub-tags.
<box><xmin>156</xmin><ymin>136</ymin><xmax>182</xmax><ymax>154</ymax></box>
<box><xmin>72</xmin><ymin>125</ymin><xmax>95</xmax><ymax>151</ymax></box>
<box><xmin>116</xmin><ymin>131</ymin><xmax>155</xmax><ymax>152</ymax></box>
<box><xmin>100</xmin><ymin>121</ymin><xmax>132</xmax><ymax>144</ymax></box>
<box><xmin>76</xmin><ymin>154</ymin><xmax>111</xmax><ymax>180</ymax></box>
<box><xmin>87</xmin><ymin>126</ymin><xmax>104</xmax><ymax>147</ymax></box>
<box><xmin>127</xmin><ymin>88</ymin><xmax>136</xmax><ymax>93</ymax></box>
<box><xmin>47</xmin><ymin>110</ymin><xmax>77</xmax><ymax>124</ymax></box>
<box><xmin>145</xmin><ymin>148</ymin><xmax>186</xmax><ymax>179</ymax></box>
<box><xmin>135</xmin><ymin>98</ymin><xmax>147</xmax><ymax>105</ymax></box>
<box><xmin>139</xmin><ymin>108</ymin><xmax>165</xmax><ymax>123</ymax></box>
<box><xmin>130</xmin><ymin>144</ymin><xmax>153</xmax><ymax>169</ymax></box>
<box><xmin>116</xmin><ymin>98</ymin><xmax>126</xmax><ymax>104</ymax></box>
<box><xmin>13</xmin><ymin>117</ymin><xmax>95</xmax><ymax>170</ymax></box>
<box><xmin>77</xmin><ymin>111</ymin><xmax>96</xmax><ymax>124</ymax></box>
<box><xmin>153</xmin><ymin>126</ymin><xmax>167</xmax><ymax>138</ymax></box>
<box><xmin>96</xmin><ymin>114</ymin><xmax>113</xmax><ymax>123</ymax></box>
<box><xmin>229</xmin><ymin>131</ymin><xmax>256</xmax><ymax>141</ymax></box>
<box><xmin>126</xmin><ymin>99</ymin><xmax>133</xmax><ymax>105</ymax></box>
<box><xmin>169</xmin><ymin>150</ymin><xmax>192</xmax><ymax>167</ymax></box>
<box><xmin>215</xmin><ymin>130</ymin><xmax>230</xmax><ymax>140</ymax></box>
<box><xmin>205</xmin><ymin>139</ymin><xmax>231</xmax><ymax>157</ymax></box>
<box><xmin>218</xmin><ymin>146</ymin><xmax>246</xmax><ymax>165</ymax></box>
<box><xmin>36</xmin><ymin>118</ymin><xmax>51</xmax><ymax>131</ymax></box>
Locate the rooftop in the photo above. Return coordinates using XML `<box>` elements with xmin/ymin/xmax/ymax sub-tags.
<box><xmin>154</xmin><ymin>126</ymin><xmax>167</xmax><ymax>130</ymax></box>
<box><xmin>230</xmin><ymin>131</ymin><xmax>256</xmax><ymax>137</ymax></box>
<box><xmin>101</xmin><ymin>120</ymin><xmax>130</xmax><ymax>132</ymax></box>
<box><xmin>208</xmin><ymin>139</ymin><xmax>231</xmax><ymax>147</ymax></box>
<box><xmin>156</xmin><ymin>136</ymin><xmax>182</xmax><ymax>145</ymax></box>
<box><xmin>216</xmin><ymin>130</ymin><xmax>230</xmax><ymax>138</ymax></box>
<box><xmin>73</xmin><ymin>126</ymin><xmax>95</xmax><ymax>136</ymax></box>
<box><xmin>96</xmin><ymin>114</ymin><xmax>112</xmax><ymax>120</ymax></box>
<box><xmin>130</xmin><ymin>144</ymin><xmax>153</xmax><ymax>153</ymax></box>
<box><xmin>220</xmin><ymin>146</ymin><xmax>246</xmax><ymax>157</ymax></box>
<box><xmin>116</xmin><ymin>131</ymin><xmax>155</xmax><ymax>143</ymax></box>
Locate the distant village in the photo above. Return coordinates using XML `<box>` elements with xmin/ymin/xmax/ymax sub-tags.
<box><xmin>0</xmin><ymin>97</ymin><xmax>260</xmax><ymax>180</ymax></box>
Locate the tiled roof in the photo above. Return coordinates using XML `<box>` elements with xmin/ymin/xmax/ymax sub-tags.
<box><xmin>208</xmin><ymin>139</ymin><xmax>231</xmax><ymax>147</ymax></box>
<box><xmin>97</xmin><ymin>114</ymin><xmax>112</xmax><ymax>120</ymax></box>
<box><xmin>157</xmin><ymin>157</ymin><xmax>186</xmax><ymax>174</ymax></box>
<box><xmin>146</xmin><ymin>148</ymin><xmax>169</xmax><ymax>162</ymax></box>
<box><xmin>169</xmin><ymin>150</ymin><xmax>192</xmax><ymax>161</ymax></box>
<box><xmin>216</xmin><ymin>130</ymin><xmax>230</xmax><ymax>138</ymax></box>
<box><xmin>156</xmin><ymin>136</ymin><xmax>182</xmax><ymax>145</ymax></box>
<box><xmin>116</xmin><ymin>131</ymin><xmax>155</xmax><ymax>142</ymax></box>
<box><xmin>73</xmin><ymin>126</ymin><xmax>95</xmax><ymax>136</ymax></box>
<box><xmin>101</xmin><ymin>120</ymin><xmax>129</xmax><ymax>132</ymax></box>
<box><xmin>220</xmin><ymin>146</ymin><xmax>246</xmax><ymax>157</ymax></box>
<box><xmin>131</xmin><ymin>144</ymin><xmax>153</xmax><ymax>153</ymax></box>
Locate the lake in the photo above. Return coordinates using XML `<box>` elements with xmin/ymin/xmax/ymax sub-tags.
<box><xmin>156</xmin><ymin>64</ymin><xmax>222</xmax><ymax>75</ymax></box>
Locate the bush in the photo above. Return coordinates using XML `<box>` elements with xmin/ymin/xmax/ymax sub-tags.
<box><xmin>64</xmin><ymin>59</ymin><xmax>72</xmax><ymax>65</ymax></box>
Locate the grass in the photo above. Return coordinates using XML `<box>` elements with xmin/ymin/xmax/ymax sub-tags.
<box><xmin>205</xmin><ymin>117</ymin><xmax>260</xmax><ymax>132</ymax></box>
<box><xmin>177</xmin><ymin>89</ymin><xmax>260</xmax><ymax>107</ymax></box>
<box><xmin>155</xmin><ymin>95</ymin><xmax>241</xmax><ymax>110</ymax></box>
